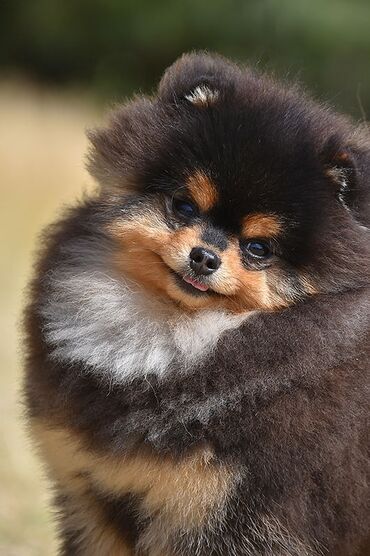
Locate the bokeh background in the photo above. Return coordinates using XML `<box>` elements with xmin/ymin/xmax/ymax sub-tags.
<box><xmin>1</xmin><ymin>1</ymin><xmax>369</xmax><ymax>554</ymax></box>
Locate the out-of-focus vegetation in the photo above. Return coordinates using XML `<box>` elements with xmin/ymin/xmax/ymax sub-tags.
<box><xmin>0</xmin><ymin>1</ymin><xmax>369</xmax><ymax>554</ymax></box>
<box><xmin>1</xmin><ymin>0</ymin><xmax>370</xmax><ymax>116</ymax></box>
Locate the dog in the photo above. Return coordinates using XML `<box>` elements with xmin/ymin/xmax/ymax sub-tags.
<box><xmin>24</xmin><ymin>52</ymin><xmax>370</xmax><ymax>555</ymax></box>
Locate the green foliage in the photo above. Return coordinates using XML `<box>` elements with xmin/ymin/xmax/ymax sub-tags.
<box><xmin>1</xmin><ymin>0</ymin><xmax>370</xmax><ymax>116</ymax></box>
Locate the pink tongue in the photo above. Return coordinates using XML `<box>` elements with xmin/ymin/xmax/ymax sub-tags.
<box><xmin>183</xmin><ymin>275</ymin><xmax>209</xmax><ymax>292</ymax></box>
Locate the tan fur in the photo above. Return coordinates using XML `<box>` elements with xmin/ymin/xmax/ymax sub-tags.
<box><xmin>30</xmin><ymin>421</ymin><xmax>134</xmax><ymax>554</ymax></box>
<box><xmin>109</xmin><ymin>208</ymin><xmax>176</xmax><ymax>300</ymax></box>
<box><xmin>111</xmin><ymin>218</ymin><xmax>216</xmax><ymax>310</ymax></box>
<box><xmin>31</xmin><ymin>419</ymin><xmax>237</xmax><ymax>537</ymax></box>
<box><xmin>109</xmin><ymin>205</ymin><xmax>286</xmax><ymax>312</ymax></box>
<box><xmin>115</xmin><ymin>244</ymin><xmax>171</xmax><ymax>299</ymax></box>
<box><xmin>242</xmin><ymin>213</ymin><xmax>282</xmax><ymax>238</ymax></box>
<box><xmin>186</xmin><ymin>171</ymin><xmax>218</xmax><ymax>212</ymax></box>
<box><xmin>213</xmin><ymin>239</ymin><xmax>271</xmax><ymax>310</ymax></box>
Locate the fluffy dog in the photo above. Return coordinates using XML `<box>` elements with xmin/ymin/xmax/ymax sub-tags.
<box><xmin>24</xmin><ymin>53</ymin><xmax>370</xmax><ymax>555</ymax></box>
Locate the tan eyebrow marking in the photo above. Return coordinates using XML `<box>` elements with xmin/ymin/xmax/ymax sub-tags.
<box><xmin>242</xmin><ymin>213</ymin><xmax>283</xmax><ymax>238</ymax></box>
<box><xmin>186</xmin><ymin>171</ymin><xmax>218</xmax><ymax>212</ymax></box>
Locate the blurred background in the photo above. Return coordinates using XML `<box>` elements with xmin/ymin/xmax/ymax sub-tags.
<box><xmin>0</xmin><ymin>1</ymin><xmax>369</xmax><ymax>554</ymax></box>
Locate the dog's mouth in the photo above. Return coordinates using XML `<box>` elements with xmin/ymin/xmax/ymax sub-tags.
<box><xmin>170</xmin><ymin>270</ymin><xmax>214</xmax><ymax>297</ymax></box>
<box><xmin>183</xmin><ymin>275</ymin><xmax>209</xmax><ymax>292</ymax></box>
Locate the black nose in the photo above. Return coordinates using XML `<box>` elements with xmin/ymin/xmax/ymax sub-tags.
<box><xmin>189</xmin><ymin>247</ymin><xmax>221</xmax><ymax>275</ymax></box>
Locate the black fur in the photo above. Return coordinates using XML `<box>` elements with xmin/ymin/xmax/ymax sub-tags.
<box><xmin>201</xmin><ymin>226</ymin><xmax>228</xmax><ymax>250</ymax></box>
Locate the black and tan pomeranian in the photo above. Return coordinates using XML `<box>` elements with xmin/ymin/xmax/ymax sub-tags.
<box><xmin>24</xmin><ymin>53</ymin><xmax>369</xmax><ymax>556</ymax></box>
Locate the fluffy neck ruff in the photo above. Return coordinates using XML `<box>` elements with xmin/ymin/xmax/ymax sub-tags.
<box><xmin>40</xmin><ymin>265</ymin><xmax>250</xmax><ymax>384</ymax></box>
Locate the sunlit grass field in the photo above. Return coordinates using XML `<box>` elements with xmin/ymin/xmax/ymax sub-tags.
<box><xmin>0</xmin><ymin>82</ymin><xmax>100</xmax><ymax>555</ymax></box>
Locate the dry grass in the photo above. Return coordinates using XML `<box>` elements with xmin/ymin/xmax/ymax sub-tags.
<box><xmin>0</xmin><ymin>80</ymin><xmax>100</xmax><ymax>555</ymax></box>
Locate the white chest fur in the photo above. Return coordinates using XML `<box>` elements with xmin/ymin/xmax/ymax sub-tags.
<box><xmin>41</xmin><ymin>269</ymin><xmax>249</xmax><ymax>384</ymax></box>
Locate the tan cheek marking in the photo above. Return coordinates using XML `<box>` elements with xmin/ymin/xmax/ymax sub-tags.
<box><xmin>159</xmin><ymin>225</ymin><xmax>200</xmax><ymax>269</ymax></box>
<box><xmin>110</xmin><ymin>219</ymin><xmax>226</xmax><ymax>310</ymax></box>
<box><xmin>108</xmin><ymin>213</ymin><xmax>173</xmax><ymax>298</ymax></box>
<box><xmin>115</xmin><ymin>245</ymin><xmax>172</xmax><ymax>298</ymax></box>
<box><xmin>238</xmin><ymin>269</ymin><xmax>270</xmax><ymax>306</ymax></box>
<box><xmin>109</xmin><ymin>212</ymin><xmax>291</xmax><ymax>313</ymax></box>
<box><xmin>242</xmin><ymin>213</ymin><xmax>282</xmax><ymax>238</ymax></box>
<box><xmin>208</xmin><ymin>240</ymin><xmax>268</xmax><ymax>311</ymax></box>
<box><xmin>108</xmin><ymin>211</ymin><xmax>170</xmax><ymax>250</ymax></box>
<box><xmin>187</xmin><ymin>171</ymin><xmax>218</xmax><ymax>212</ymax></box>
<box><xmin>227</xmin><ymin>268</ymin><xmax>272</xmax><ymax>313</ymax></box>
<box><xmin>31</xmin><ymin>419</ymin><xmax>236</xmax><ymax>531</ymax></box>
<box><xmin>109</xmin><ymin>216</ymin><xmax>285</xmax><ymax>313</ymax></box>
<box><xmin>111</xmin><ymin>221</ymin><xmax>213</xmax><ymax>308</ymax></box>
<box><xmin>209</xmin><ymin>241</ymin><xmax>244</xmax><ymax>296</ymax></box>
<box><xmin>212</xmin><ymin>240</ymin><xmax>285</xmax><ymax>313</ymax></box>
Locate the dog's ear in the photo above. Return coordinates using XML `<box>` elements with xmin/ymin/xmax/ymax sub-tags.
<box><xmin>322</xmin><ymin>133</ymin><xmax>370</xmax><ymax>226</ymax></box>
<box><xmin>158</xmin><ymin>51</ymin><xmax>241</xmax><ymax>106</ymax></box>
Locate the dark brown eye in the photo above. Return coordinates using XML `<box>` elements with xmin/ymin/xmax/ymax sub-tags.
<box><xmin>172</xmin><ymin>198</ymin><xmax>198</xmax><ymax>219</ymax></box>
<box><xmin>244</xmin><ymin>240</ymin><xmax>272</xmax><ymax>259</ymax></box>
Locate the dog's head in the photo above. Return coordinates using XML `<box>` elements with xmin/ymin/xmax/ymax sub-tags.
<box><xmin>88</xmin><ymin>53</ymin><xmax>370</xmax><ymax>312</ymax></box>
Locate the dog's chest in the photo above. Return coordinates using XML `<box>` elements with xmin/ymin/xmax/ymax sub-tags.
<box><xmin>41</xmin><ymin>270</ymin><xmax>248</xmax><ymax>382</ymax></box>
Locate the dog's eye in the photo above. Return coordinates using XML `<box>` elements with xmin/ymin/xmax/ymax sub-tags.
<box><xmin>244</xmin><ymin>241</ymin><xmax>271</xmax><ymax>259</ymax></box>
<box><xmin>172</xmin><ymin>198</ymin><xmax>198</xmax><ymax>219</ymax></box>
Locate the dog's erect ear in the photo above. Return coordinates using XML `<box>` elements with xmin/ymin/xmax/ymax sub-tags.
<box><xmin>158</xmin><ymin>51</ymin><xmax>241</xmax><ymax>106</ymax></box>
<box><xmin>322</xmin><ymin>135</ymin><xmax>356</xmax><ymax>210</ymax></box>
<box><xmin>322</xmin><ymin>133</ymin><xmax>370</xmax><ymax>226</ymax></box>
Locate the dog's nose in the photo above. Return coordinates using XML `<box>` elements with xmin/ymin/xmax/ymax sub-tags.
<box><xmin>189</xmin><ymin>247</ymin><xmax>221</xmax><ymax>275</ymax></box>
